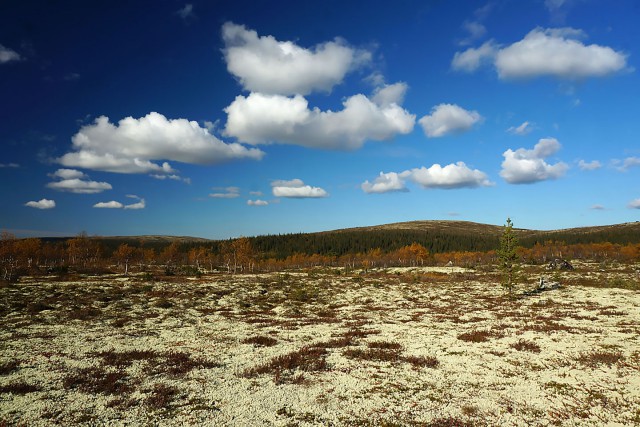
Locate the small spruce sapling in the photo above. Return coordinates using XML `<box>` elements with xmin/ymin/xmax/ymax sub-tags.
<box><xmin>498</xmin><ymin>218</ymin><xmax>520</xmax><ymax>295</ymax></box>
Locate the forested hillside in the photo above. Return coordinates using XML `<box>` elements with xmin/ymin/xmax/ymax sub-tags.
<box><xmin>247</xmin><ymin>220</ymin><xmax>640</xmax><ymax>258</ymax></box>
<box><xmin>3</xmin><ymin>221</ymin><xmax>640</xmax><ymax>279</ymax></box>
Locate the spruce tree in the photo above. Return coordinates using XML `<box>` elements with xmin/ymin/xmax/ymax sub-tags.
<box><xmin>498</xmin><ymin>218</ymin><xmax>519</xmax><ymax>294</ymax></box>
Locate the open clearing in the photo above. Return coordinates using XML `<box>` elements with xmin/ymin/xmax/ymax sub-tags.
<box><xmin>1</xmin><ymin>265</ymin><xmax>639</xmax><ymax>426</ymax></box>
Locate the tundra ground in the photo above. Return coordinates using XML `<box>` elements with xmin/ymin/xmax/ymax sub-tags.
<box><xmin>1</xmin><ymin>264</ymin><xmax>639</xmax><ymax>426</ymax></box>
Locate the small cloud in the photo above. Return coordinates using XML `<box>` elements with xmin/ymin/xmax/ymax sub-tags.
<box><xmin>365</xmin><ymin>72</ymin><xmax>386</xmax><ymax>87</ymax></box>
<box><xmin>628</xmin><ymin>199</ymin><xmax>640</xmax><ymax>209</ymax></box>
<box><xmin>402</xmin><ymin>162</ymin><xmax>493</xmax><ymax>189</ymax></box>
<box><xmin>249</xmin><ymin>191</ymin><xmax>263</xmax><ymax>196</ymax></box>
<box><xmin>459</xmin><ymin>20</ymin><xmax>487</xmax><ymax>46</ymax></box>
<box><xmin>0</xmin><ymin>163</ymin><xmax>19</xmax><ymax>168</ymax></box>
<box><xmin>507</xmin><ymin>121</ymin><xmax>533</xmax><ymax>136</ymax></box>
<box><xmin>177</xmin><ymin>4</ymin><xmax>194</xmax><ymax>20</ymax></box>
<box><xmin>210</xmin><ymin>186</ymin><xmax>240</xmax><ymax>198</ymax></box>
<box><xmin>64</xmin><ymin>73</ymin><xmax>80</xmax><ymax>81</ymax></box>
<box><xmin>578</xmin><ymin>160</ymin><xmax>601</xmax><ymax>171</ymax></box>
<box><xmin>48</xmin><ymin>168</ymin><xmax>86</xmax><ymax>180</ymax></box>
<box><xmin>615</xmin><ymin>156</ymin><xmax>640</xmax><ymax>172</ymax></box>
<box><xmin>204</xmin><ymin>120</ymin><xmax>219</xmax><ymax>133</ymax></box>
<box><xmin>247</xmin><ymin>199</ymin><xmax>268</xmax><ymax>206</ymax></box>
<box><xmin>495</xmin><ymin>27</ymin><xmax>629</xmax><ymax>80</ymax></box>
<box><xmin>150</xmin><ymin>174</ymin><xmax>191</xmax><ymax>184</ymax></box>
<box><xmin>362</xmin><ymin>163</ymin><xmax>493</xmax><ymax>193</ymax></box>
<box><xmin>371</xmin><ymin>82</ymin><xmax>408</xmax><ymax>107</ymax></box>
<box><xmin>500</xmin><ymin>138</ymin><xmax>569</xmax><ymax>184</ymax></box>
<box><xmin>271</xmin><ymin>179</ymin><xmax>328</xmax><ymax>198</ymax></box>
<box><xmin>222</xmin><ymin>21</ymin><xmax>371</xmax><ymax>95</ymax></box>
<box><xmin>0</xmin><ymin>44</ymin><xmax>21</xmax><ymax>63</ymax></box>
<box><xmin>124</xmin><ymin>199</ymin><xmax>145</xmax><ymax>210</ymax></box>
<box><xmin>47</xmin><ymin>179</ymin><xmax>112</xmax><ymax>194</ymax></box>
<box><xmin>451</xmin><ymin>40</ymin><xmax>497</xmax><ymax>73</ymax></box>
<box><xmin>590</xmin><ymin>204</ymin><xmax>605</xmax><ymax>210</ymax></box>
<box><xmin>46</xmin><ymin>169</ymin><xmax>112</xmax><ymax>194</ymax></box>
<box><xmin>93</xmin><ymin>201</ymin><xmax>124</xmax><ymax>209</ymax></box>
<box><xmin>419</xmin><ymin>104</ymin><xmax>482</xmax><ymax>138</ymax></box>
<box><xmin>361</xmin><ymin>172</ymin><xmax>408</xmax><ymax>194</ymax></box>
<box><xmin>452</xmin><ymin>27</ymin><xmax>629</xmax><ymax>80</ymax></box>
<box><xmin>91</xmin><ymin>195</ymin><xmax>145</xmax><ymax>210</ymax></box>
<box><xmin>25</xmin><ymin>199</ymin><xmax>55</xmax><ymax>209</ymax></box>
<box><xmin>545</xmin><ymin>0</ymin><xmax>568</xmax><ymax>12</ymax></box>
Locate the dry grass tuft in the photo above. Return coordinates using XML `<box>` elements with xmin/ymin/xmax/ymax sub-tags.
<box><xmin>457</xmin><ymin>329</ymin><xmax>503</xmax><ymax>343</ymax></box>
<box><xmin>342</xmin><ymin>347</ymin><xmax>401</xmax><ymax>363</ymax></box>
<box><xmin>94</xmin><ymin>349</ymin><xmax>159</xmax><ymax>367</ymax></box>
<box><xmin>145</xmin><ymin>383</ymin><xmax>179</xmax><ymax>410</ymax></box>
<box><xmin>403</xmin><ymin>355</ymin><xmax>439</xmax><ymax>368</ymax></box>
<box><xmin>367</xmin><ymin>340</ymin><xmax>403</xmax><ymax>350</ymax></box>
<box><xmin>156</xmin><ymin>351</ymin><xmax>220</xmax><ymax>376</ymax></box>
<box><xmin>63</xmin><ymin>366</ymin><xmax>132</xmax><ymax>395</ymax></box>
<box><xmin>576</xmin><ymin>350</ymin><xmax>624</xmax><ymax>368</ymax></box>
<box><xmin>427</xmin><ymin>417</ymin><xmax>474</xmax><ymax>427</ymax></box>
<box><xmin>241</xmin><ymin>335</ymin><xmax>278</xmax><ymax>347</ymax></box>
<box><xmin>0</xmin><ymin>360</ymin><xmax>20</xmax><ymax>375</ymax></box>
<box><xmin>0</xmin><ymin>382</ymin><xmax>42</xmax><ymax>395</ymax></box>
<box><xmin>242</xmin><ymin>346</ymin><xmax>329</xmax><ymax>381</ymax></box>
<box><xmin>511</xmin><ymin>339</ymin><xmax>541</xmax><ymax>353</ymax></box>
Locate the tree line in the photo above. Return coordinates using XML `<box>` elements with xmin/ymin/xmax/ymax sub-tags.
<box><xmin>1</xmin><ymin>229</ymin><xmax>638</xmax><ymax>280</ymax></box>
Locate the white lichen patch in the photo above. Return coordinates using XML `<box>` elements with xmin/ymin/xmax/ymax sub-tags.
<box><xmin>1</xmin><ymin>266</ymin><xmax>639</xmax><ymax>426</ymax></box>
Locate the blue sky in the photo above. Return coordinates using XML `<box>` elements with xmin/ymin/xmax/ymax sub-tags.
<box><xmin>1</xmin><ymin>0</ymin><xmax>640</xmax><ymax>238</ymax></box>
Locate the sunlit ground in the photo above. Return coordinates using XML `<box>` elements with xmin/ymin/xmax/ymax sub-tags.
<box><xmin>1</xmin><ymin>264</ymin><xmax>639</xmax><ymax>426</ymax></box>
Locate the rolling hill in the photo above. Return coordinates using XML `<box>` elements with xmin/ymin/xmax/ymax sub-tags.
<box><xmin>39</xmin><ymin>220</ymin><xmax>640</xmax><ymax>257</ymax></box>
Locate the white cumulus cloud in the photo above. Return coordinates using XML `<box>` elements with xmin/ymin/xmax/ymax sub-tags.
<box><xmin>222</xmin><ymin>22</ymin><xmax>369</xmax><ymax>95</ymax></box>
<box><xmin>271</xmin><ymin>179</ymin><xmax>328</xmax><ymax>198</ymax></box>
<box><xmin>93</xmin><ymin>201</ymin><xmax>124</xmax><ymax>209</ymax></box>
<box><xmin>0</xmin><ymin>44</ymin><xmax>21</xmax><ymax>63</ymax></box>
<box><xmin>25</xmin><ymin>199</ymin><xmax>55</xmax><ymax>209</ymax></box>
<box><xmin>362</xmin><ymin>163</ymin><xmax>492</xmax><ymax>193</ymax></box>
<box><xmin>419</xmin><ymin>104</ymin><xmax>482</xmax><ymax>138</ymax></box>
<box><xmin>49</xmin><ymin>168</ymin><xmax>86</xmax><ymax>180</ymax></box>
<box><xmin>628</xmin><ymin>199</ymin><xmax>640</xmax><ymax>209</ymax></box>
<box><xmin>224</xmin><ymin>92</ymin><xmax>415</xmax><ymax>150</ymax></box>
<box><xmin>451</xmin><ymin>40</ymin><xmax>497</xmax><ymax>72</ymax></box>
<box><xmin>453</xmin><ymin>27</ymin><xmax>628</xmax><ymax>80</ymax></box>
<box><xmin>57</xmin><ymin>112</ymin><xmax>264</xmax><ymax>174</ymax></box>
<box><xmin>247</xmin><ymin>199</ymin><xmax>268</xmax><ymax>206</ymax></box>
<box><xmin>496</xmin><ymin>28</ymin><xmax>628</xmax><ymax>79</ymax></box>
<box><xmin>93</xmin><ymin>196</ymin><xmax>145</xmax><ymax>210</ymax></box>
<box><xmin>500</xmin><ymin>138</ymin><xmax>569</xmax><ymax>184</ymax></box>
<box><xmin>371</xmin><ymin>82</ymin><xmax>408</xmax><ymax>108</ymax></box>
<box><xmin>401</xmin><ymin>162</ymin><xmax>493</xmax><ymax>189</ymax></box>
<box><xmin>46</xmin><ymin>169</ymin><xmax>112</xmax><ymax>194</ymax></box>
<box><xmin>361</xmin><ymin>172</ymin><xmax>408</xmax><ymax>194</ymax></box>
